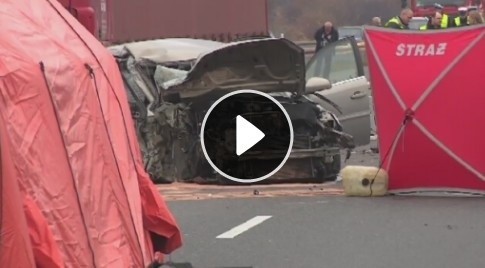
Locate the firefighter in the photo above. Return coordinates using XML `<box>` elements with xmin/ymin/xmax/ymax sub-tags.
<box><xmin>454</xmin><ymin>7</ymin><xmax>469</xmax><ymax>26</ymax></box>
<box><xmin>420</xmin><ymin>11</ymin><xmax>443</xmax><ymax>30</ymax></box>
<box><xmin>384</xmin><ymin>8</ymin><xmax>413</xmax><ymax>29</ymax></box>
<box><xmin>434</xmin><ymin>3</ymin><xmax>452</xmax><ymax>28</ymax></box>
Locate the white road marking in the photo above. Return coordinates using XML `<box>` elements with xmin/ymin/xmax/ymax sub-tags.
<box><xmin>216</xmin><ymin>215</ymin><xmax>272</xmax><ymax>239</ymax></box>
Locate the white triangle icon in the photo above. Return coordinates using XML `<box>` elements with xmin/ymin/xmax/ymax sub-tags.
<box><xmin>236</xmin><ymin>115</ymin><xmax>265</xmax><ymax>156</ymax></box>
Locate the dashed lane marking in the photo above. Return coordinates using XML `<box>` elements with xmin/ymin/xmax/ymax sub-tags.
<box><xmin>216</xmin><ymin>215</ymin><xmax>273</xmax><ymax>239</ymax></box>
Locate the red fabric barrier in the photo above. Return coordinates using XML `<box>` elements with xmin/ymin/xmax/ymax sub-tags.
<box><xmin>364</xmin><ymin>25</ymin><xmax>485</xmax><ymax>194</ymax></box>
<box><xmin>0</xmin><ymin>0</ymin><xmax>182</xmax><ymax>266</ymax></box>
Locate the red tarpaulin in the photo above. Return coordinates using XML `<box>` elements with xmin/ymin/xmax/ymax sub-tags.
<box><xmin>0</xmin><ymin>0</ymin><xmax>182</xmax><ymax>267</ymax></box>
<box><xmin>364</xmin><ymin>25</ymin><xmax>485</xmax><ymax>194</ymax></box>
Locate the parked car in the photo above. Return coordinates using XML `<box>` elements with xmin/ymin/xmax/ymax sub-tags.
<box><xmin>109</xmin><ymin>38</ymin><xmax>355</xmax><ymax>184</ymax></box>
<box><xmin>305</xmin><ymin>36</ymin><xmax>372</xmax><ymax>146</ymax></box>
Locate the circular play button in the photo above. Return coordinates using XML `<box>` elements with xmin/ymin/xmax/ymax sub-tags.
<box><xmin>200</xmin><ymin>89</ymin><xmax>294</xmax><ymax>183</ymax></box>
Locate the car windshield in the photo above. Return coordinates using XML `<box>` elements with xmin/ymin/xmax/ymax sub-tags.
<box><xmin>416</xmin><ymin>0</ymin><xmax>466</xmax><ymax>7</ymax></box>
<box><xmin>338</xmin><ymin>28</ymin><xmax>363</xmax><ymax>41</ymax></box>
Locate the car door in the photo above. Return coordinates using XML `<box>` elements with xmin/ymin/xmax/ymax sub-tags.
<box><xmin>305</xmin><ymin>37</ymin><xmax>371</xmax><ymax>146</ymax></box>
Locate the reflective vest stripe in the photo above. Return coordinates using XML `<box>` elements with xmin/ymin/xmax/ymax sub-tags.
<box><xmin>385</xmin><ymin>16</ymin><xmax>404</xmax><ymax>28</ymax></box>
<box><xmin>455</xmin><ymin>17</ymin><xmax>461</xmax><ymax>26</ymax></box>
<box><xmin>441</xmin><ymin>14</ymin><xmax>449</xmax><ymax>28</ymax></box>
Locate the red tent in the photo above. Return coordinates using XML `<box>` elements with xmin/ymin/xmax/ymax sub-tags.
<box><xmin>0</xmin><ymin>0</ymin><xmax>182</xmax><ymax>267</ymax></box>
<box><xmin>364</xmin><ymin>25</ymin><xmax>485</xmax><ymax>195</ymax></box>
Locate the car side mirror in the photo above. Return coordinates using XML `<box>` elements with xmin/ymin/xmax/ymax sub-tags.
<box><xmin>306</xmin><ymin>77</ymin><xmax>332</xmax><ymax>93</ymax></box>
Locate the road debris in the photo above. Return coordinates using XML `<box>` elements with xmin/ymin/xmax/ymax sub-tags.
<box><xmin>158</xmin><ymin>182</ymin><xmax>344</xmax><ymax>201</ymax></box>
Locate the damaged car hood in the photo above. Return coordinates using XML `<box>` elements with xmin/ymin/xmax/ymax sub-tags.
<box><xmin>161</xmin><ymin>38</ymin><xmax>306</xmax><ymax>98</ymax></box>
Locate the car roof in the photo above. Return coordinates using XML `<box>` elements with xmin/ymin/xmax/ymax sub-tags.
<box><xmin>108</xmin><ymin>38</ymin><xmax>225</xmax><ymax>63</ymax></box>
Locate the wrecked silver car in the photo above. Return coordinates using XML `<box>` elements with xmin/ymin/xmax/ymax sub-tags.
<box><xmin>109</xmin><ymin>38</ymin><xmax>354</xmax><ymax>184</ymax></box>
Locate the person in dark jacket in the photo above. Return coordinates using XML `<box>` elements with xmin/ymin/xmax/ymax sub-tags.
<box><xmin>384</xmin><ymin>8</ymin><xmax>413</xmax><ymax>29</ymax></box>
<box><xmin>314</xmin><ymin>21</ymin><xmax>339</xmax><ymax>52</ymax></box>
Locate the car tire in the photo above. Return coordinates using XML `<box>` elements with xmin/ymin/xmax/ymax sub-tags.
<box><xmin>322</xmin><ymin>153</ymin><xmax>341</xmax><ymax>182</ymax></box>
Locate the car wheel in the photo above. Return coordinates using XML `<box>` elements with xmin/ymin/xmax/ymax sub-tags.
<box><xmin>318</xmin><ymin>153</ymin><xmax>341</xmax><ymax>183</ymax></box>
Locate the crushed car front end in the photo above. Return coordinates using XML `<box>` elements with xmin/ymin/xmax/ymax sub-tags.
<box><xmin>109</xmin><ymin>38</ymin><xmax>354</xmax><ymax>184</ymax></box>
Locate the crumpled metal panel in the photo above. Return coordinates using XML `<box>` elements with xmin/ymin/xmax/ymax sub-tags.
<box><xmin>111</xmin><ymin>38</ymin><xmax>354</xmax><ymax>184</ymax></box>
<box><xmin>163</xmin><ymin>38</ymin><xmax>306</xmax><ymax>99</ymax></box>
<box><xmin>136</xmin><ymin>103</ymin><xmax>202</xmax><ymax>183</ymax></box>
<box><xmin>109</xmin><ymin>38</ymin><xmax>225</xmax><ymax>63</ymax></box>
<box><xmin>153</xmin><ymin>65</ymin><xmax>187</xmax><ymax>90</ymax></box>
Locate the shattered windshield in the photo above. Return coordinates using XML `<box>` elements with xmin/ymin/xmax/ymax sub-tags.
<box><xmin>416</xmin><ymin>0</ymin><xmax>466</xmax><ymax>7</ymax></box>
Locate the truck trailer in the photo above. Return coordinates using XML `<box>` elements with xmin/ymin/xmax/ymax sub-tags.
<box><xmin>59</xmin><ymin>0</ymin><xmax>270</xmax><ymax>45</ymax></box>
<box><xmin>402</xmin><ymin>0</ymin><xmax>484</xmax><ymax>17</ymax></box>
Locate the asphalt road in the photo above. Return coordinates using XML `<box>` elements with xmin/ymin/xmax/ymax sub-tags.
<box><xmin>165</xmin><ymin>194</ymin><xmax>485</xmax><ymax>268</ymax></box>
<box><xmin>160</xmin><ymin>145</ymin><xmax>485</xmax><ymax>268</ymax></box>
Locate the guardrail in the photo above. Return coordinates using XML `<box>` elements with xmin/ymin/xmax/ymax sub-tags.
<box><xmin>294</xmin><ymin>40</ymin><xmax>316</xmax><ymax>47</ymax></box>
<box><xmin>294</xmin><ymin>40</ymin><xmax>366</xmax><ymax>62</ymax></box>
<box><xmin>294</xmin><ymin>40</ymin><xmax>316</xmax><ymax>55</ymax></box>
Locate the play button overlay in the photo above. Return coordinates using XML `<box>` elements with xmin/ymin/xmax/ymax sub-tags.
<box><xmin>200</xmin><ymin>89</ymin><xmax>294</xmax><ymax>183</ymax></box>
<box><xmin>236</xmin><ymin>115</ymin><xmax>265</xmax><ymax>156</ymax></box>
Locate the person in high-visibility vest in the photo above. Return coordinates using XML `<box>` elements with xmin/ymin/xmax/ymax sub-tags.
<box><xmin>384</xmin><ymin>8</ymin><xmax>413</xmax><ymax>29</ymax></box>
<box><xmin>441</xmin><ymin>13</ymin><xmax>451</xmax><ymax>28</ymax></box>
<box><xmin>433</xmin><ymin>3</ymin><xmax>452</xmax><ymax>28</ymax></box>
<box><xmin>454</xmin><ymin>7</ymin><xmax>469</xmax><ymax>26</ymax></box>
<box><xmin>420</xmin><ymin>12</ymin><xmax>443</xmax><ymax>30</ymax></box>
